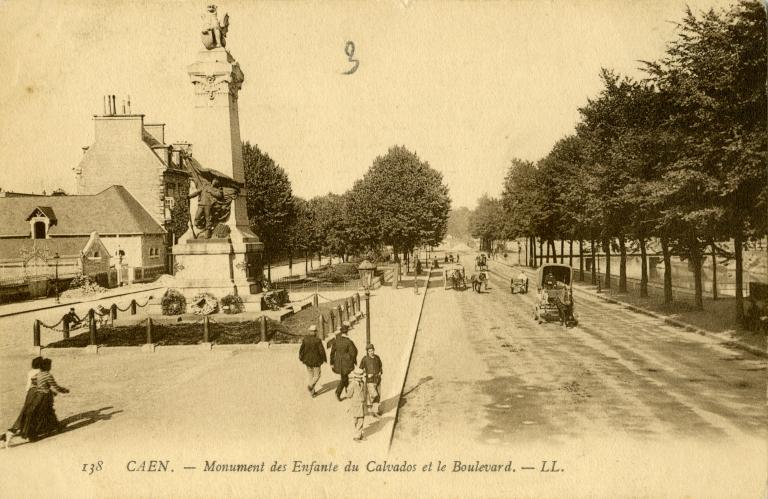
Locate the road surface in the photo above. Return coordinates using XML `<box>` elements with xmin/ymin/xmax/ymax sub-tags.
<box><xmin>393</xmin><ymin>257</ymin><xmax>767</xmax><ymax>448</ymax></box>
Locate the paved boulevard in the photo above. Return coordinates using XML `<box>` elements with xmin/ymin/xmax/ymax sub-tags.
<box><xmin>393</xmin><ymin>256</ymin><xmax>766</xmax><ymax>448</ymax></box>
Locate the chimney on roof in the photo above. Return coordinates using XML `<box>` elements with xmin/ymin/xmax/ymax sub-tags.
<box><xmin>127</xmin><ymin>95</ymin><xmax>131</xmax><ymax>114</ymax></box>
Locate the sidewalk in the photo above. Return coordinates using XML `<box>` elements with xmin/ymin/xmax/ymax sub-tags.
<box><xmin>0</xmin><ymin>282</ymin><xmax>164</xmax><ymax>319</ymax></box>
<box><xmin>0</xmin><ymin>275</ymin><xmax>428</xmax><ymax>483</ymax></box>
<box><xmin>488</xmin><ymin>258</ymin><xmax>766</xmax><ymax>358</ymax></box>
<box><xmin>0</xmin><ymin>256</ymin><xmax>342</xmax><ymax>319</ymax></box>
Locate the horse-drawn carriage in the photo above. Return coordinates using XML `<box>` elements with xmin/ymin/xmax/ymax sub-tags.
<box><xmin>443</xmin><ymin>264</ymin><xmax>467</xmax><ymax>290</ymax></box>
<box><xmin>469</xmin><ymin>271</ymin><xmax>488</xmax><ymax>293</ymax></box>
<box><xmin>533</xmin><ymin>264</ymin><xmax>578</xmax><ymax>327</ymax></box>
<box><xmin>474</xmin><ymin>254</ymin><xmax>488</xmax><ymax>271</ymax></box>
<box><xmin>510</xmin><ymin>271</ymin><xmax>528</xmax><ymax>294</ymax></box>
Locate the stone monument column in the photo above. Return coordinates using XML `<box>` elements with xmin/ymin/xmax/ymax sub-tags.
<box><xmin>186</xmin><ymin>48</ymin><xmax>254</xmax><ymax>243</ymax></box>
<box><xmin>171</xmin><ymin>4</ymin><xmax>264</xmax><ymax>302</ymax></box>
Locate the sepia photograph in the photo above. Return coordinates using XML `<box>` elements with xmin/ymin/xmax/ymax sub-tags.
<box><xmin>0</xmin><ymin>0</ymin><xmax>765</xmax><ymax>497</ymax></box>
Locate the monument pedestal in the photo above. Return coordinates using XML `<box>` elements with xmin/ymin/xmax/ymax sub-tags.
<box><xmin>172</xmin><ymin>238</ymin><xmax>263</xmax><ymax>307</ymax></box>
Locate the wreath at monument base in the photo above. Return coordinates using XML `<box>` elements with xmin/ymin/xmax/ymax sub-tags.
<box><xmin>161</xmin><ymin>288</ymin><xmax>187</xmax><ymax>315</ymax></box>
<box><xmin>190</xmin><ymin>292</ymin><xmax>219</xmax><ymax>315</ymax></box>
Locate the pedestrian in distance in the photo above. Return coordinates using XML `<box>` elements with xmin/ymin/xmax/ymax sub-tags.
<box><xmin>299</xmin><ymin>325</ymin><xmax>326</xmax><ymax>397</ymax></box>
<box><xmin>62</xmin><ymin>307</ymin><xmax>81</xmax><ymax>330</ymax></box>
<box><xmin>344</xmin><ymin>367</ymin><xmax>366</xmax><ymax>441</ymax></box>
<box><xmin>328</xmin><ymin>324</ymin><xmax>358</xmax><ymax>401</ymax></box>
<box><xmin>359</xmin><ymin>344</ymin><xmax>383</xmax><ymax>417</ymax></box>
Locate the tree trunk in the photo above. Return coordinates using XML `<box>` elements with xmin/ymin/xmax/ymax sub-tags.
<box><xmin>618</xmin><ymin>236</ymin><xmax>627</xmax><ymax>293</ymax></box>
<box><xmin>569</xmin><ymin>240</ymin><xmax>573</xmax><ymax>267</ymax></box>
<box><xmin>288</xmin><ymin>251</ymin><xmax>293</xmax><ymax>276</ymax></box>
<box><xmin>525</xmin><ymin>238</ymin><xmax>529</xmax><ymax>267</ymax></box>
<box><xmin>735</xmin><ymin>233</ymin><xmax>745</xmax><ymax>325</ymax></box>
<box><xmin>578</xmin><ymin>240</ymin><xmax>584</xmax><ymax>281</ymax></box>
<box><xmin>545</xmin><ymin>240</ymin><xmax>551</xmax><ymax>263</ymax></box>
<box><xmin>661</xmin><ymin>236</ymin><xmax>673</xmax><ymax>305</ymax></box>
<box><xmin>551</xmin><ymin>240</ymin><xmax>558</xmax><ymax>261</ymax></box>
<box><xmin>690</xmin><ymin>235</ymin><xmax>704</xmax><ymax>311</ymax></box>
<box><xmin>639</xmin><ymin>237</ymin><xmax>648</xmax><ymax>298</ymax></box>
<box><xmin>710</xmin><ymin>240</ymin><xmax>718</xmax><ymax>301</ymax></box>
<box><xmin>530</xmin><ymin>236</ymin><xmax>536</xmax><ymax>267</ymax></box>
<box><xmin>603</xmin><ymin>238</ymin><xmax>611</xmax><ymax>290</ymax></box>
<box><xmin>305</xmin><ymin>251</ymin><xmax>309</xmax><ymax>275</ymax></box>
<box><xmin>539</xmin><ymin>239</ymin><xmax>544</xmax><ymax>265</ymax></box>
<box><xmin>590</xmin><ymin>239</ymin><xmax>597</xmax><ymax>285</ymax></box>
<box><xmin>560</xmin><ymin>239</ymin><xmax>564</xmax><ymax>264</ymax></box>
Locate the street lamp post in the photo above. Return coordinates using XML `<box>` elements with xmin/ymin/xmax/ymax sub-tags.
<box><xmin>53</xmin><ymin>252</ymin><xmax>60</xmax><ymax>303</ymax></box>
<box><xmin>357</xmin><ymin>259</ymin><xmax>377</xmax><ymax>347</ymax></box>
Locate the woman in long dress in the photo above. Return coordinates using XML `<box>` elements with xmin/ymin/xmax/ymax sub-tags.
<box><xmin>1</xmin><ymin>356</ymin><xmax>42</xmax><ymax>447</ymax></box>
<box><xmin>5</xmin><ymin>358</ymin><xmax>69</xmax><ymax>447</ymax></box>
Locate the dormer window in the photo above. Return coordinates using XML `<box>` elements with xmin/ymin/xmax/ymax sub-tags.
<box><xmin>26</xmin><ymin>207</ymin><xmax>57</xmax><ymax>240</ymax></box>
<box><xmin>33</xmin><ymin>221</ymin><xmax>46</xmax><ymax>239</ymax></box>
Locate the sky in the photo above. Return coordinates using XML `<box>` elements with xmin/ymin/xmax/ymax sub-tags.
<box><xmin>0</xmin><ymin>0</ymin><xmax>733</xmax><ymax>209</ymax></box>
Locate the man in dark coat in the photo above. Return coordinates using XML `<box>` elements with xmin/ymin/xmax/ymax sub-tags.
<box><xmin>327</xmin><ymin>324</ymin><xmax>357</xmax><ymax>401</ymax></box>
<box><xmin>299</xmin><ymin>325</ymin><xmax>326</xmax><ymax>397</ymax></box>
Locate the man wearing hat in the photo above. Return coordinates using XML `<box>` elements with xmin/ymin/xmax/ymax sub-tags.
<box><xmin>344</xmin><ymin>367</ymin><xmax>366</xmax><ymax>441</ymax></box>
<box><xmin>299</xmin><ymin>325</ymin><xmax>326</xmax><ymax>397</ymax></box>
<box><xmin>327</xmin><ymin>323</ymin><xmax>357</xmax><ymax>401</ymax></box>
<box><xmin>359</xmin><ymin>344</ymin><xmax>383</xmax><ymax>417</ymax></box>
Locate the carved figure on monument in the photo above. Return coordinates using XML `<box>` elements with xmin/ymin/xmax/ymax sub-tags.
<box><xmin>201</xmin><ymin>4</ymin><xmax>229</xmax><ymax>50</ymax></box>
<box><xmin>185</xmin><ymin>157</ymin><xmax>242</xmax><ymax>239</ymax></box>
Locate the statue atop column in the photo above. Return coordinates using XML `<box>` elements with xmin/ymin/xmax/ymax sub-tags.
<box><xmin>201</xmin><ymin>4</ymin><xmax>229</xmax><ymax>50</ymax></box>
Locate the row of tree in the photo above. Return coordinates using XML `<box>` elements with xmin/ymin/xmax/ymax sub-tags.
<box><xmin>244</xmin><ymin>144</ymin><xmax>451</xmax><ymax>279</ymax></box>
<box><xmin>470</xmin><ymin>1</ymin><xmax>766</xmax><ymax>323</ymax></box>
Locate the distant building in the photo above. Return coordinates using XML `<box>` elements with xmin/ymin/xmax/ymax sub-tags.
<box><xmin>0</xmin><ymin>185</ymin><xmax>167</xmax><ymax>288</ymax></box>
<box><xmin>74</xmin><ymin>96</ymin><xmax>191</xmax><ymax>237</ymax></box>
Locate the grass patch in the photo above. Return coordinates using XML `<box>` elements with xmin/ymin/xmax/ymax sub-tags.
<box><xmin>46</xmin><ymin>296</ymin><xmax>358</xmax><ymax>348</ymax></box>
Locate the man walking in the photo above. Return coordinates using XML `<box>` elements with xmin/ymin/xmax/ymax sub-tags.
<box><xmin>299</xmin><ymin>325</ymin><xmax>326</xmax><ymax>397</ymax></box>
<box><xmin>328</xmin><ymin>324</ymin><xmax>357</xmax><ymax>401</ymax></box>
<box><xmin>359</xmin><ymin>344</ymin><xmax>383</xmax><ymax>417</ymax></box>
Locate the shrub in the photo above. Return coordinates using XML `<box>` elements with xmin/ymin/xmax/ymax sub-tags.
<box><xmin>161</xmin><ymin>289</ymin><xmax>187</xmax><ymax>315</ymax></box>
<box><xmin>190</xmin><ymin>292</ymin><xmax>219</xmax><ymax>315</ymax></box>
<box><xmin>333</xmin><ymin>262</ymin><xmax>359</xmax><ymax>276</ymax></box>
<box><xmin>220</xmin><ymin>294</ymin><xmax>244</xmax><ymax>314</ymax></box>
<box><xmin>66</xmin><ymin>274</ymin><xmax>106</xmax><ymax>296</ymax></box>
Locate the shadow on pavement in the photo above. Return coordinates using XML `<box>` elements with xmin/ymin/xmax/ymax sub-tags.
<box><xmin>60</xmin><ymin>406</ymin><xmax>123</xmax><ymax>433</ymax></box>
<box><xmin>364</xmin><ymin>416</ymin><xmax>394</xmax><ymax>437</ymax></box>
<box><xmin>315</xmin><ymin>380</ymin><xmax>339</xmax><ymax>397</ymax></box>
<box><xmin>387</xmin><ymin>375</ymin><xmax>433</xmax><ymax>412</ymax></box>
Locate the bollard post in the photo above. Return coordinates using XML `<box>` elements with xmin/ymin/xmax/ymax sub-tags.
<box><xmin>88</xmin><ymin>309</ymin><xmax>97</xmax><ymax>345</ymax></box>
<box><xmin>342</xmin><ymin>302</ymin><xmax>348</xmax><ymax>322</ymax></box>
<box><xmin>203</xmin><ymin>316</ymin><xmax>210</xmax><ymax>343</ymax></box>
<box><xmin>260</xmin><ymin>315</ymin><xmax>267</xmax><ymax>343</ymax></box>
<box><xmin>63</xmin><ymin>320</ymin><xmax>70</xmax><ymax>340</ymax></box>
<box><xmin>319</xmin><ymin>315</ymin><xmax>326</xmax><ymax>339</ymax></box>
<box><xmin>355</xmin><ymin>293</ymin><xmax>361</xmax><ymax>312</ymax></box>
<box><xmin>329</xmin><ymin>311</ymin><xmax>336</xmax><ymax>332</ymax></box>
<box><xmin>336</xmin><ymin>306</ymin><xmax>343</xmax><ymax>325</ymax></box>
<box><xmin>313</xmin><ymin>293</ymin><xmax>319</xmax><ymax>308</ymax></box>
<box><xmin>110</xmin><ymin>303</ymin><xmax>118</xmax><ymax>320</ymax></box>
<box><xmin>33</xmin><ymin>320</ymin><xmax>41</xmax><ymax>347</ymax></box>
<box><xmin>130</xmin><ymin>299</ymin><xmax>137</xmax><ymax>315</ymax></box>
<box><xmin>146</xmin><ymin>318</ymin><xmax>153</xmax><ymax>344</ymax></box>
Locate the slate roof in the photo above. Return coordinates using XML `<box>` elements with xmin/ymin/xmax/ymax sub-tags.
<box><xmin>26</xmin><ymin>206</ymin><xmax>57</xmax><ymax>224</ymax></box>
<box><xmin>0</xmin><ymin>185</ymin><xmax>165</xmax><ymax>237</ymax></box>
